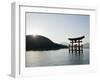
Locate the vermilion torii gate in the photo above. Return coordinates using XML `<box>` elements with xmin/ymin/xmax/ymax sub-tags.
<box><xmin>68</xmin><ymin>36</ymin><xmax>85</xmax><ymax>54</ymax></box>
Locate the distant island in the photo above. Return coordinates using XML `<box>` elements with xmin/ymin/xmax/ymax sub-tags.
<box><xmin>83</xmin><ymin>42</ymin><xmax>89</xmax><ymax>48</ymax></box>
<box><xmin>61</xmin><ymin>42</ymin><xmax>89</xmax><ymax>49</ymax></box>
<box><xmin>26</xmin><ymin>35</ymin><xmax>68</xmax><ymax>51</ymax></box>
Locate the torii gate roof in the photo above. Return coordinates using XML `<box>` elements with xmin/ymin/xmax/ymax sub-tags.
<box><xmin>68</xmin><ymin>36</ymin><xmax>85</xmax><ymax>40</ymax></box>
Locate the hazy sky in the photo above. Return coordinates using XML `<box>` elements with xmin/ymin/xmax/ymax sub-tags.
<box><xmin>26</xmin><ymin>12</ymin><xmax>89</xmax><ymax>43</ymax></box>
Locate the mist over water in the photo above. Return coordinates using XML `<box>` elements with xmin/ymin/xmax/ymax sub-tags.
<box><xmin>26</xmin><ymin>48</ymin><xmax>89</xmax><ymax>67</ymax></box>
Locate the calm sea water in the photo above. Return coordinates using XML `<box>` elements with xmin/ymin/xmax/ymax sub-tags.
<box><xmin>26</xmin><ymin>49</ymin><xmax>89</xmax><ymax>67</ymax></box>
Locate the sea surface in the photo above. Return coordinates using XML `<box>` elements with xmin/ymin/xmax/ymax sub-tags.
<box><xmin>26</xmin><ymin>49</ymin><xmax>89</xmax><ymax>67</ymax></box>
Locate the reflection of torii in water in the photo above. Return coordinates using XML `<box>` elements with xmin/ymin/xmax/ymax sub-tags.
<box><xmin>68</xmin><ymin>36</ymin><xmax>85</xmax><ymax>54</ymax></box>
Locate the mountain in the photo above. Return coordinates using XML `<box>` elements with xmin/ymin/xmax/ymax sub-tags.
<box><xmin>26</xmin><ymin>35</ymin><xmax>68</xmax><ymax>51</ymax></box>
<box><xmin>61</xmin><ymin>42</ymin><xmax>69</xmax><ymax>46</ymax></box>
<box><xmin>83</xmin><ymin>42</ymin><xmax>89</xmax><ymax>48</ymax></box>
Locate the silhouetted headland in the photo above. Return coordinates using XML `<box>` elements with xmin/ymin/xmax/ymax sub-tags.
<box><xmin>26</xmin><ymin>35</ymin><xmax>68</xmax><ymax>51</ymax></box>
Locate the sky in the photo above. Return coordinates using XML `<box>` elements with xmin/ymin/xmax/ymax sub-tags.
<box><xmin>26</xmin><ymin>12</ymin><xmax>89</xmax><ymax>44</ymax></box>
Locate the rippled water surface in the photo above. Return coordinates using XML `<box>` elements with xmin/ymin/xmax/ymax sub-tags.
<box><xmin>26</xmin><ymin>49</ymin><xmax>89</xmax><ymax>67</ymax></box>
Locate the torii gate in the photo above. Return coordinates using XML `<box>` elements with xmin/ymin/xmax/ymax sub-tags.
<box><xmin>68</xmin><ymin>36</ymin><xmax>85</xmax><ymax>54</ymax></box>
